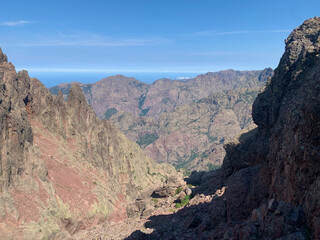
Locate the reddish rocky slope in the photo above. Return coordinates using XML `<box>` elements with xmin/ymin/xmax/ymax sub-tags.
<box><xmin>0</xmin><ymin>49</ymin><xmax>175</xmax><ymax>239</ymax></box>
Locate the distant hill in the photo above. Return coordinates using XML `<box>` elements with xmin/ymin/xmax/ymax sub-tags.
<box><xmin>50</xmin><ymin>68</ymin><xmax>273</xmax><ymax>171</ymax></box>
<box><xmin>50</xmin><ymin>68</ymin><xmax>273</xmax><ymax>118</ymax></box>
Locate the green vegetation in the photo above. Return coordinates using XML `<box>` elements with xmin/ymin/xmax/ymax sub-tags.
<box><xmin>168</xmin><ymin>209</ymin><xmax>175</xmax><ymax>213</ymax></box>
<box><xmin>208</xmin><ymin>136</ymin><xmax>218</xmax><ymax>142</ymax></box>
<box><xmin>104</xmin><ymin>107</ymin><xmax>118</xmax><ymax>119</ymax></box>
<box><xmin>175</xmin><ymin>150</ymin><xmax>199</xmax><ymax>170</ymax></box>
<box><xmin>175</xmin><ymin>195</ymin><xmax>191</xmax><ymax>208</ymax></box>
<box><xmin>146</xmin><ymin>166</ymin><xmax>156</xmax><ymax>176</ymax></box>
<box><xmin>175</xmin><ymin>187</ymin><xmax>183</xmax><ymax>195</ymax></box>
<box><xmin>137</xmin><ymin>133</ymin><xmax>159</xmax><ymax>146</ymax></box>
<box><xmin>117</xmin><ymin>114</ymin><xmax>124</xmax><ymax>122</ymax></box>
<box><xmin>151</xmin><ymin>198</ymin><xmax>159</xmax><ymax>204</ymax></box>
<box><xmin>140</xmin><ymin>107</ymin><xmax>150</xmax><ymax>116</ymax></box>
<box><xmin>207</xmin><ymin>163</ymin><xmax>221</xmax><ymax>171</ymax></box>
<box><xmin>200</xmin><ymin>151</ymin><xmax>209</xmax><ymax>158</ymax></box>
<box><xmin>183</xmin><ymin>168</ymin><xmax>192</xmax><ymax>177</ymax></box>
<box><xmin>82</xmin><ymin>85</ymin><xmax>92</xmax><ymax>95</ymax></box>
<box><xmin>138</xmin><ymin>94</ymin><xmax>146</xmax><ymax>109</ymax></box>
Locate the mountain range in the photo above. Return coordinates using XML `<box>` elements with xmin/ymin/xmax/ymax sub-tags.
<box><xmin>50</xmin><ymin>69</ymin><xmax>274</xmax><ymax>171</ymax></box>
<box><xmin>0</xmin><ymin>16</ymin><xmax>319</xmax><ymax>240</ymax></box>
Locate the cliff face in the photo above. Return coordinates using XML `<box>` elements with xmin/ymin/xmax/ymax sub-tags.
<box><xmin>252</xmin><ymin>17</ymin><xmax>320</xmax><ymax>236</ymax></box>
<box><xmin>0</xmin><ymin>49</ymin><xmax>175</xmax><ymax>239</ymax></box>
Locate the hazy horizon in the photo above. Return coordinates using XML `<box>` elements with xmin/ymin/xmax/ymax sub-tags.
<box><xmin>24</xmin><ymin>67</ymin><xmax>273</xmax><ymax>87</ymax></box>
<box><xmin>1</xmin><ymin>0</ymin><xmax>319</xmax><ymax>86</ymax></box>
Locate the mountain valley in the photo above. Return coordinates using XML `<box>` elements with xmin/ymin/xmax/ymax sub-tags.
<box><xmin>51</xmin><ymin>69</ymin><xmax>274</xmax><ymax>171</ymax></box>
<box><xmin>0</xmin><ymin>16</ymin><xmax>319</xmax><ymax>240</ymax></box>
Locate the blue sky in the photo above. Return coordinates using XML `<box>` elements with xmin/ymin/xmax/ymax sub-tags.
<box><xmin>0</xmin><ymin>0</ymin><xmax>319</xmax><ymax>86</ymax></box>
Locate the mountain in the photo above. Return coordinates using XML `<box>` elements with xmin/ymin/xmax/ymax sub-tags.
<box><xmin>123</xmin><ymin>16</ymin><xmax>320</xmax><ymax>239</ymax></box>
<box><xmin>0</xmin><ymin>49</ymin><xmax>176</xmax><ymax>239</ymax></box>
<box><xmin>50</xmin><ymin>69</ymin><xmax>273</xmax><ymax>119</ymax></box>
<box><xmin>50</xmin><ymin>69</ymin><xmax>273</xmax><ymax>171</ymax></box>
<box><xmin>110</xmin><ymin>87</ymin><xmax>262</xmax><ymax>171</ymax></box>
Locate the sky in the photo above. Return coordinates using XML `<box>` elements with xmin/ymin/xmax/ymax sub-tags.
<box><xmin>0</xmin><ymin>0</ymin><xmax>319</xmax><ymax>86</ymax></box>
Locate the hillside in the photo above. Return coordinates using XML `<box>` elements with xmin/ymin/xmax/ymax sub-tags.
<box><xmin>0</xmin><ymin>49</ymin><xmax>176</xmax><ymax>239</ymax></box>
<box><xmin>50</xmin><ymin>69</ymin><xmax>273</xmax><ymax>119</ymax></box>
<box><xmin>50</xmin><ymin>69</ymin><xmax>273</xmax><ymax>171</ymax></box>
<box><xmin>110</xmin><ymin>87</ymin><xmax>261</xmax><ymax>171</ymax></box>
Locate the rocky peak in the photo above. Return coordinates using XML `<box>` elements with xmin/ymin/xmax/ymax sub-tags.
<box><xmin>0</xmin><ymin>48</ymin><xmax>177</xmax><ymax>239</ymax></box>
<box><xmin>67</xmin><ymin>83</ymin><xmax>89</xmax><ymax>109</ymax></box>
<box><xmin>283</xmin><ymin>17</ymin><xmax>320</xmax><ymax>67</ymax></box>
<box><xmin>258</xmin><ymin>67</ymin><xmax>274</xmax><ymax>82</ymax></box>
<box><xmin>251</xmin><ymin>17</ymin><xmax>320</xmax><ymax>237</ymax></box>
<box><xmin>253</xmin><ymin>17</ymin><xmax>320</xmax><ymax>128</ymax></box>
<box><xmin>0</xmin><ymin>48</ymin><xmax>8</xmax><ymax>64</ymax></box>
<box><xmin>57</xmin><ymin>90</ymin><xmax>64</xmax><ymax>102</ymax></box>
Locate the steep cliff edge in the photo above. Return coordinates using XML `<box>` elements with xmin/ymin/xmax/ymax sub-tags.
<box><xmin>0</xmin><ymin>49</ymin><xmax>175</xmax><ymax>239</ymax></box>
<box><xmin>252</xmin><ymin>16</ymin><xmax>320</xmax><ymax>237</ymax></box>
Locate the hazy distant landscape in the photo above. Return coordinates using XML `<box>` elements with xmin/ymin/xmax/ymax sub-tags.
<box><xmin>27</xmin><ymin>71</ymin><xmax>202</xmax><ymax>87</ymax></box>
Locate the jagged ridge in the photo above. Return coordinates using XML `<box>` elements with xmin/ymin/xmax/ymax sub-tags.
<box><xmin>0</xmin><ymin>49</ymin><xmax>175</xmax><ymax>239</ymax></box>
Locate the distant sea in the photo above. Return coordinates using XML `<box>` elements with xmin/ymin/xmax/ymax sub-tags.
<box><xmin>27</xmin><ymin>71</ymin><xmax>204</xmax><ymax>88</ymax></box>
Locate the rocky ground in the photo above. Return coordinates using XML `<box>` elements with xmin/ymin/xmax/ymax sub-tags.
<box><xmin>71</xmin><ymin>174</ymin><xmax>219</xmax><ymax>240</ymax></box>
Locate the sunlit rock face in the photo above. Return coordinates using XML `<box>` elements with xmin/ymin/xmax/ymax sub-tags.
<box><xmin>0</xmin><ymin>48</ymin><xmax>175</xmax><ymax>239</ymax></box>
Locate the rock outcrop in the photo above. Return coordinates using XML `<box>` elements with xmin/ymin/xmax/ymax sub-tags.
<box><xmin>0</xmin><ymin>49</ymin><xmax>176</xmax><ymax>239</ymax></box>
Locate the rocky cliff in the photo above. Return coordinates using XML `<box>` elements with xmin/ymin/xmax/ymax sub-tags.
<box><xmin>0</xmin><ymin>49</ymin><xmax>175</xmax><ymax>239</ymax></box>
<box><xmin>118</xmin><ymin>17</ymin><xmax>320</xmax><ymax>240</ymax></box>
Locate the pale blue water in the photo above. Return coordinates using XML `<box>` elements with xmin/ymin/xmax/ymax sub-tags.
<box><xmin>28</xmin><ymin>71</ymin><xmax>203</xmax><ymax>88</ymax></box>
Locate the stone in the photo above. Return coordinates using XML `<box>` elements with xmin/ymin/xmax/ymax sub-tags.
<box><xmin>252</xmin><ymin>208</ymin><xmax>263</xmax><ymax>222</ymax></box>
<box><xmin>185</xmin><ymin>187</ymin><xmax>192</xmax><ymax>196</ymax></box>
<box><xmin>268</xmin><ymin>199</ymin><xmax>278</xmax><ymax>212</ymax></box>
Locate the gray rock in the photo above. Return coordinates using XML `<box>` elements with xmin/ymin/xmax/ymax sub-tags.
<box><xmin>268</xmin><ymin>199</ymin><xmax>278</xmax><ymax>212</ymax></box>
